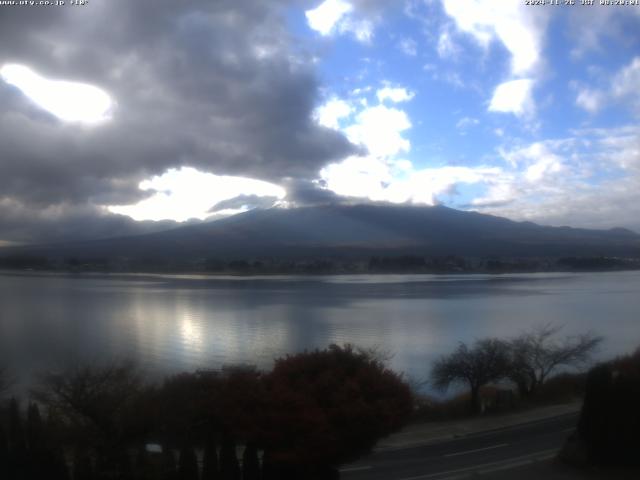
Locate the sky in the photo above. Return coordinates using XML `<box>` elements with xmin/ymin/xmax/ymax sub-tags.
<box><xmin>0</xmin><ymin>0</ymin><xmax>639</xmax><ymax>245</ymax></box>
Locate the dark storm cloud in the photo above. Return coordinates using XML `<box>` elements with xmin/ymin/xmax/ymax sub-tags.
<box><xmin>283</xmin><ymin>179</ymin><xmax>353</xmax><ymax>206</ymax></box>
<box><xmin>283</xmin><ymin>179</ymin><xmax>408</xmax><ymax>210</ymax></box>
<box><xmin>0</xmin><ymin>0</ymin><xmax>358</xmax><ymax>243</ymax></box>
<box><xmin>284</xmin><ymin>179</ymin><xmax>348</xmax><ymax>207</ymax></box>
<box><xmin>0</xmin><ymin>200</ymin><xmax>178</xmax><ymax>245</ymax></box>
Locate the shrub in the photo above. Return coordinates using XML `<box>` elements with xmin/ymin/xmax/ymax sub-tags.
<box><xmin>259</xmin><ymin>344</ymin><xmax>413</xmax><ymax>473</ymax></box>
<box><xmin>577</xmin><ymin>349</ymin><xmax>640</xmax><ymax>466</ymax></box>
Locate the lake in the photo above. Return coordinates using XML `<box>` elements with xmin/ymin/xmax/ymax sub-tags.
<box><xmin>1</xmin><ymin>270</ymin><xmax>639</xmax><ymax>393</ymax></box>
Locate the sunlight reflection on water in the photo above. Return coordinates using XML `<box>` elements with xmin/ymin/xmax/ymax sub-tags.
<box><xmin>1</xmin><ymin>270</ymin><xmax>639</xmax><ymax>393</ymax></box>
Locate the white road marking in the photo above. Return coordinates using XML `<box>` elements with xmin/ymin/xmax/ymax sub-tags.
<box><xmin>395</xmin><ymin>448</ymin><xmax>558</xmax><ymax>480</ymax></box>
<box><xmin>443</xmin><ymin>443</ymin><xmax>508</xmax><ymax>458</ymax></box>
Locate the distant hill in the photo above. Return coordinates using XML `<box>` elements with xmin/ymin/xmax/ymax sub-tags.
<box><xmin>2</xmin><ymin>205</ymin><xmax>640</xmax><ymax>267</ymax></box>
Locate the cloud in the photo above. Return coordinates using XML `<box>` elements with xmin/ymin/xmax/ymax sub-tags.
<box><xmin>281</xmin><ymin>178</ymin><xmax>349</xmax><ymax>206</ymax></box>
<box><xmin>341</xmin><ymin>18</ymin><xmax>375</xmax><ymax>42</ymax></box>
<box><xmin>313</xmin><ymin>89</ymin><xmax>416</xmax><ymax>162</ymax></box>
<box><xmin>0</xmin><ymin>0</ymin><xmax>357</xmax><ymax>242</ymax></box>
<box><xmin>612</xmin><ymin>57</ymin><xmax>640</xmax><ymax>114</ymax></box>
<box><xmin>499</xmin><ymin>142</ymin><xmax>565</xmax><ymax>183</ymax></box>
<box><xmin>320</xmin><ymin>156</ymin><xmax>394</xmax><ymax>201</ymax></box>
<box><xmin>423</xmin><ymin>64</ymin><xmax>466</xmax><ymax>89</ymax></box>
<box><xmin>376</xmin><ymin>86</ymin><xmax>415</xmax><ymax>103</ymax></box>
<box><xmin>472</xmin><ymin>126</ymin><xmax>640</xmax><ymax>232</ymax></box>
<box><xmin>441</xmin><ymin>0</ymin><xmax>552</xmax><ymax>119</ymax></box>
<box><xmin>398</xmin><ymin>37</ymin><xmax>418</xmax><ymax>57</ymax></box>
<box><xmin>591</xmin><ymin>126</ymin><xmax>640</xmax><ymax>172</ymax></box>
<box><xmin>208</xmin><ymin>194</ymin><xmax>280</xmax><ymax>214</ymax></box>
<box><xmin>320</xmin><ymin>156</ymin><xmax>503</xmax><ymax>206</ymax></box>
<box><xmin>575</xmin><ymin>87</ymin><xmax>606</xmax><ymax>114</ymax></box>
<box><xmin>314</xmin><ymin>84</ymin><xmax>640</xmax><ymax>233</ymax></box>
<box><xmin>0</xmin><ymin>198</ymin><xmax>177</xmax><ymax>246</ymax></box>
<box><xmin>108</xmin><ymin>167</ymin><xmax>285</xmax><ymax>222</ymax></box>
<box><xmin>441</xmin><ymin>0</ymin><xmax>551</xmax><ymax>76</ymax></box>
<box><xmin>489</xmin><ymin>79</ymin><xmax>535</xmax><ymax>117</ymax></box>
<box><xmin>574</xmin><ymin>57</ymin><xmax>640</xmax><ymax>116</ymax></box>
<box><xmin>305</xmin><ymin>0</ymin><xmax>380</xmax><ymax>42</ymax></box>
<box><xmin>315</xmin><ymin>86</ymin><xmax>414</xmax><ymax>203</ymax></box>
<box><xmin>345</xmin><ymin>104</ymin><xmax>412</xmax><ymax>158</ymax></box>
<box><xmin>0</xmin><ymin>64</ymin><xmax>113</xmax><ymax>124</ymax></box>
<box><xmin>566</xmin><ymin>8</ymin><xmax>640</xmax><ymax>59</ymax></box>
<box><xmin>2</xmin><ymin>0</ymin><xmax>637</xmax><ymax>245</ymax></box>
<box><xmin>316</xmin><ymin>87</ymin><xmax>502</xmax><ymax>207</ymax></box>
<box><xmin>305</xmin><ymin>0</ymin><xmax>353</xmax><ymax>35</ymax></box>
<box><xmin>455</xmin><ymin>116</ymin><xmax>479</xmax><ymax>130</ymax></box>
<box><xmin>436</xmin><ymin>28</ymin><xmax>459</xmax><ymax>59</ymax></box>
<box><xmin>313</xmin><ymin>77</ymin><xmax>640</xmax><ymax>233</ymax></box>
<box><xmin>313</xmin><ymin>97</ymin><xmax>353</xmax><ymax>129</ymax></box>
<box><xmin>384</xmin><ymin>166</ymin><xmax>500</xmax><ymax>206</ymax></box>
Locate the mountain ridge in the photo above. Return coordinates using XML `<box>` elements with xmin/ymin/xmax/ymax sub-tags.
<box><xmin>2</xmin><ymin>205</ymin><xmax>640</xmax><ymax>266</ymax></box>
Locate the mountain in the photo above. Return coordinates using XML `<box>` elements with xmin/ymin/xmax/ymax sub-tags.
<box><xmin>2</xmin><ymin>205</ymin><xmax>640</xmax><ymax>266</ymax></box>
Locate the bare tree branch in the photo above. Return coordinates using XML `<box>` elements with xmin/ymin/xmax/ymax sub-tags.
<box><xmin>507</xmin><ymin>324</ymin><xmax>603</xmax><ymax>396</ymax></box>
<box><xmin>430</xmin><ymin>339</ymin><xmax>511</xmax><ymax>414</ymax></box>
<box><xmin>32</xmin><ymin>362</ymin><xmax>144</xmax><ymax>446</ymax></box>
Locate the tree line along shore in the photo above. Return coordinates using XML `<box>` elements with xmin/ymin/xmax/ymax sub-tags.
<box><xmin>2</xmin><ymin>253</ymin><xmax>640</xmax><ymax>275</ymax></box>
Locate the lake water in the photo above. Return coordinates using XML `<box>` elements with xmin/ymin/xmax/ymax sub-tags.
<box><xmin>1</xmin><ymin>270</ymin><xmax>639</xmax><ymax>393</ymax></box>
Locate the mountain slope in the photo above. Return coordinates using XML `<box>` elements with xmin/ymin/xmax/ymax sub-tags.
<box><xmin>3</xmin><ymin>205</ymin><xmax>640</xmax><ymax>261</ymax></box>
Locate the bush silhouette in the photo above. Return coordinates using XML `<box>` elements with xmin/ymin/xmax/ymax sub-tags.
<box><xmin>241</xmin><ymin>442</ymin><xmax>260</xmax><ymax>480</ymax></box>
<box><xmin>219</xmin><ymin>433</ymin><xmax>240</xmax><ymax>480</ymax></box>
<box><xmin>161</xmin><ymin>444</ymin><xmax>178</xmax><ymax>480</ymax></box>
<box><xmin>202</xmin><ymin>439</ymin><xmax>220</xmax><ymax>479</ymax></box>
<box><xmin>259</xmin><ymin>344</ymin><xmax>413</xmax><ymax>474</ymax></box>
<box><xmin>2</xmin><ymin>346</ymin><xmax>414</xmax><ymax>478</ymax></box>
<box><xmin>177</xmin><ymin>446</ymin><xmax>198</xmax><ymax>480</ymax></box>
<box><xmin>72</xmin><ymin>446</ymin><xmax>94</xmax><ymax>480</ymax></box>
<box><xmin>578</xmin><ymin>348</ymin><xmax>640</xmax><ymax>466</ymax></box>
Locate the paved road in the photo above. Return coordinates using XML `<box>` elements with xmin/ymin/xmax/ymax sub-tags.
<box><xmin>341</xmin><ymin>412</ymin><xmax>579</xmax><ymax>480</ymax></box>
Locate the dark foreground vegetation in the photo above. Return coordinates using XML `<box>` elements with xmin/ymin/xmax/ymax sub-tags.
<box><xmin>423</xmin><ymin>327</ymin><xmax>640</xmax><ymax>473</ymax></box>
<box><xmin>427</xmin><ymin>324</ymin><xmax>602</xmax><ymax>415</ymax></box>
<box><xmin>0</xmin><ymin>345</ymin><xmax>413</xmax><ymax>480</ymax></box>
<box><xmin>562</xmin><ymin>348</ymin><xmax>640</xmax><ymax>468</ymax></box>
<box><xmin>1</xmin><ymin>328</ymin><xmax>637</xmax><ymax>479</ymax></box>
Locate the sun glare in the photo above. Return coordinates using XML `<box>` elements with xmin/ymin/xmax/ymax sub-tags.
<box><xmin>108</xmin><ymin>167</ymin><xmax>286</xmax><ymax>222</ymax></box>
<box><xmin>0</xmin><ymin>63</ymin><xmax>113</xmax><ymax>124</ymax></box>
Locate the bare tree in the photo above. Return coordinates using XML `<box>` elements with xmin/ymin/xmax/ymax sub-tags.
<box><xmin>430</xmin><ymin>339</ymin><xmax>511</xmax><ymax>414</ymax></box>
<box><xmin>356</xmin><ymin>344</ymin><xmax>395</xmax><ymax>365</ymax></box>
<box><xmin>32</xmin><ymin>362</ymin><xmax>146</xmax><ymax>448</ymax></box>
<box><xmin>507</xmin><ymin>324</ymin><xmax>603</xmax><ymax>397</ymax></box>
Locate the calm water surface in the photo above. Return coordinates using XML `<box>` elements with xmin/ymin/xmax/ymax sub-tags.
<box><xmin>1</xmin><ymin>270</ymin><xmax>639</xmax><ymax>391</ymax></box>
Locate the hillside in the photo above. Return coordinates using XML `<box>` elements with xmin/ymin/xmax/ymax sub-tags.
<box><xmin>1</xmin><ymin>205</ymin><xmax>640</xmax><ymax>270</ymax></box>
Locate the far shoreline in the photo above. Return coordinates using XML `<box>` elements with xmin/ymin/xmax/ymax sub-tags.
<box><xmin>1</xmin><ymin>265</ymin><xmax>640</xmax><ymax>281</ymax></box>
